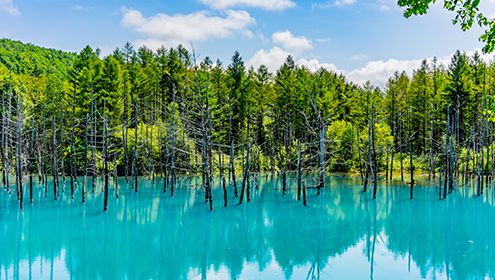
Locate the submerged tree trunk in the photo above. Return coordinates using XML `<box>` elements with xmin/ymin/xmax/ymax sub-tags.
<box><xmin>238</xmin><ymin>143</ymin><xmax>250</xmax><ymax>205</ymax></box>
<box><xmin>133</xmin><ymin>95</ymin><xmax>139</xmax><ymax>192</ymax></box>
<box><xmin>51</xmin><ymin>117</ymin><xmax>58</xmax><ymax>200</ymax></box>
<box><xmin>70</xmin><ymin>89</ymin><xmax>76</xmax><ymax>200</ymax></box>
<box><xmin>16</xmin><ymin>100</ymin><xmax>23</xmax><ymax>210</ymax></box>
<box><xmin>399</xmin><ymin>112</ymin><xmax>404</xmax><ymax>182</ymax></box>
<box><xmin>220</xmin><ymin>147</ymin><xmax>227</xmax><ymax>207</ymax></box>
<box><xmin>230</xmin><ymin>140</ymin><xmax>238</xmax><ymax>197</ymax></box>
<box><xmin>317</xmin><ymin>123</ymin><xmax>326</xmax><ymax>195</ymax></box>
<box><xmin>303</xmin><ymin>183</ymin><xmax>307</xmax><ymax>206</ymax></box>
<box><xmin>29</xmin><ymin>118</ymin><xmax>35</xmax><ymax>204</ymax></box>
<box><xmin>103</xmin><ymin>114</ymin><xmax>109</xmax><ymax>212</ymax></box>
<box><xmin>297</xmin><ymin>140</ymin><xmax>302</xmax><ymax>201</ymax></box>
<box><xmin>372</xmin><ymin>106</ymin><xmax>378</xmax><ymax>200</ymax></box>
<box><xmin>82</xmin><ymin>113</ymin><xmax>88</xmax><ymax>203</ymax></box>
<box><xmin>443</xmin><ymin>107</ymin><xmax>450</xmax><ymax>200</ymax></box>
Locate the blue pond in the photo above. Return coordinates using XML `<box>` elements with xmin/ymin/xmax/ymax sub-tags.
<box><xmin>0</xmin><ymin>175</ymin><xmax>494</xmax><ymax>279</ymax></box>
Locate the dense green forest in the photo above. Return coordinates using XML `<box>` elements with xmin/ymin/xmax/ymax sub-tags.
<box><xmin>0</xmin><ymin>38</ymin><xmax>494</xmax><ymax>209</ymax></box>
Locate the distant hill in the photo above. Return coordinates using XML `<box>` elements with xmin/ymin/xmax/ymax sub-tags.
<box><xmin>0</xmin><ymin>38</ymin><xmax>76</xmax><ymax>79</ymax></box>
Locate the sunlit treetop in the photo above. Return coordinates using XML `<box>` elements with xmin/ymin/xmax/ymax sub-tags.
<box><xmin>397</xmin><ymin>0</ymin><xmax>495</xmax><ymax>53</ymax></box>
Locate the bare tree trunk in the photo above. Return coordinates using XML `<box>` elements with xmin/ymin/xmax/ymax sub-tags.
<box><xmin>29</xmin><ymin>118</ymin><xmax>35</xmax><ymax>204</ymax></box>
<box><xmin>297</xmin><ymin>140</ymin><xmax>302</xmax><ymax>201</ymax></box>
<box><xmin>390</xmin><ymin>120</ymin><xmax>395</xmax><ymax>180</ymax></box>
<box><xmin>16</xmin><ymin>99</ymin><xmax>23</xmax><ymax>210</ymax></box>
<box><xmin>51</xmin><ymin>117</ymin><xmax>58</xmax><ymax>200</ymax></box>
<box><xmin>133</xmin><ymin>95</ymin><xmax>139</xmax><ymax>192</ymax></box>
<box><xmin>372</xmin><ymin>106</ymin><xmax>378</xmax><ymax>199</ymax></box>
<box><xmin>220</xmin><ymin>146</ymin><xmax>227</xmax><ymax>207</ymax></box>
<box><xmin>70</xmin><ymin>89</ymin><xmax>76</xmax><ymax>200</ymax></box>
<box><xmin>82</xmin><ymin>113</ymin><xmax>88</xmax><ymax>203</ymax></box>
<box><xmin>123</xmin><ymin>88</ymin><xmax>129</xmax><ymax>183</ymax></box>
<box><xmin>303</xmin><ymin>182</ymin><xmax>307</xmax><ymax>206</ymax></box>
<box><xmin>91</xmin><ymin>97</ymin><xmax>96</xmax><ymax>193</ymax></box>
<box><xmin>399</xmin><ymin>112</ymin><xmax>404</xmax><ymax>182</ymax></box>
<box><xmin>318</xmin><ymin>123</ymin><xmax>326</xmax><ymax>195</ymax></box>
<box><xmin>230</xmin><ymin>140</ymin><xmax>238</xmax><ymax>197</ymax></box>
<box><xmin>59</xmin><ymin>109</ymin><xmax>65</xmax><ymax>189</ymax></box>
<box><xmin>443</xmin><ymin>107</ymin><xmax>450</xmax><ymax>200</ymax></box>
<box><xmin>238</xmin><ymin>143</ymin><xmax>250</xmax><ymax>205</ymax></box>
<box><xmin>103</xmin><ymin>113</ymin><xmax>109</xmax><ymax>212</ymax></box>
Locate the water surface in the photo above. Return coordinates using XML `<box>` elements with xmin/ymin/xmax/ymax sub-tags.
<box><xmin>1</xmin><ymin>176</ymin><xmax>494</xmax><ymax>280</ymax></box>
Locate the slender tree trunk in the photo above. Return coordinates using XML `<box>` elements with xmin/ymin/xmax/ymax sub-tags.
<box><xmin>59</xmin><ymin>109</ymin><xmax>65</xmax><ymax>188</ymax></box>
<box><xmin>318</xmin><ymin>123</ymin><xmax>326</xmax><ymax>195</ymax></box>
<box><xmin>103</xmin><ymin>112</ymin><xmax>109</xmax><ymax>212</ymax></box>
<box><xmin>303</xmin><ymin>183</ymin><xmax>307</xmax><ymax>206</ymax></box>
<box><xmin>238</xmin><ymin>143</ymin><xmax>250</xmax><ymax>205</ymax></box>
<box><xmin>70</xmin><ymin>89</ymin><xmax>76</xmax><ymax>200</ymax></box>
<box><xmin>220</xmin><ymin>147</ymin><xmax>227</xmax><ymax>207</ymax></box>
<box><xmin>51</xmin><ymin>117</ymin><xmax>58</xmax><ymax>200</ymax></box>
<box><xmin>29</xmin><ymin>118</ymin><xmax>35</xmax><ymax>204</ymax></box>
<box><xmin>83</xmin><ymin>113</ymin><xmax>88</xmax><ymax>203</ymax></box>
<box><xmin>230</xmin><ymin>140</ymin><xmax>238</xmax><ymax>197</ymax></box>
<box><xmin>16</xmin><ymin>100</ymin><xmax>23</xmax><ymax>210</ymax></box>
<box><xmin>400</xmin><ymin>112</ymin><xmax>404</xmax><ymax>182</ymax></box>
<box><xmin>297</xmin><ymin>140</ymin><xmax>302</xmax><ymax>201</ymax></box>
<box><xmin>134</xmin><ymin>95</ymin><xmax>139</xmax><ymax>192</ymax></box>
<box><xmin>372</xmin><ymin>106</ymin><xmax>378</xmax><ymax>200</ymax></box>
<box><xmin>443</xmin><ymin>107</ymin><xmax>450</xmax><ymax>200</ymax></box>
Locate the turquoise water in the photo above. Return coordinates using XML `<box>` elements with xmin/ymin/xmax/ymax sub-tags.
<box><xmin>1</xmin><ymin>175</ymin><xmax>495</xmax><ymax>280</ymax></box>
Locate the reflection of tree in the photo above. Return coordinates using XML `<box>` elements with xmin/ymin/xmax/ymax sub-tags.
<box><xmin>2</xmin><ymin>177</ymin><xmax>495</xmax><ymax>279</ymax></box>
<box><xmin>384</xmin><ymin>184</ymin><xmax>495</xmax><ymax>279</ymax></box>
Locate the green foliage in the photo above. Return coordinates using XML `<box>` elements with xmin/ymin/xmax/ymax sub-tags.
<box><xmin>2</xmin><ymin>38</ymin><xmax>495</xmax><ymax>179</ymax></box>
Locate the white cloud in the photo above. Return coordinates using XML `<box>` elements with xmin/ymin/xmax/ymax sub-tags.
<box><xmin>297</xmin><ymin>58</ymin><xmax>339</xmax><ymax>72</ymax></box>
<box><xmin>379</xmin><ymin>5</ymin><xmax>390</xmax><ymax>11</ymax></box>
<box><xmin>0</xmin><ymin>0</ymin><xmax>20</xmax><ymax>16</ymax></box>
<box><xmin>248</xmin><ymin>45</ymin><xmax>495</xmax><ymax>88</ymax></box>
<box><xmin>199</xmin><ymin>0</ymin><xmax>295</xmax><ymax>11</ymax></box>
<box><xmin>71</xmin><ymin>4</ymin><xmax>94</xmax><ymax>12</ymax></box>
<box><xmin>351</xmin><ymin>53</ymin><xmax>368</xmax><ymax>61</ymax></box>
<box><xmin>272</xmin><ymin>30</ymin><xmax>313</xmax><ymax>53</ymax></box>
<box><xmin>247</xmin><ymin>47</ymin><xmax>291</xmax><ymax>71</ymax></box>
<box><xmin>315</xmin><ymin>37</ymin><xmax>331</xmax><ymax>43</ymax></box>
<box><xmin>346</xmin><ymin>49</ymin><xmax>495</xmax><ymax>87</ymax></box>
<box><xmin>334</xmin><ymin>0</ymin><xmax>356</xmax><ymax>6</ymax></box>
<box><xmin>121</xmin><ymin>8</ymin><xmax>255</xmax><ymax>48</ymax></box>
<box><xmin>312</xmin><ymin>0</ymin><xmax>356</xmax><ymax>9</ymax></box>
<box><xmin>247</xmin><ymin>47</ymin><xmax>340</xmax><ymax>73</ymax></box>
<box><xmin>347</xmin><ymin>58</ymin><xmax>422</xmax><ymax>86</ymax></box>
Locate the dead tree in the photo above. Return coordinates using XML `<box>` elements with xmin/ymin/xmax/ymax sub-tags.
<box><xmin>82</xmin><ymin>113</ymin><xmax>88</xmax><ymax>203</ymax></box>
<box><xmin>371</xmin><ymin>106</ymin><xmax>378</xmax><ymax>200</ymax></box>
<box><xmin>238</xmin><ymin>142</ymin><xmax>250</xmax><ymax>205</ymax></box>
<box><xmin>219</xmin><ymin>146</ymin><xmax>227</xmax><ymax>207</ymax></box>
<box><xmin>443</xmin><ymin>107</ymin><xmax>451</xmax><ymax>200</ymax></box>
<box><xmin>29</xmin><ymin>118</ymin><xmax>35</xmax><ymax>204</ymax></box>
<box><xmin>230</xmin><ymin>140</ymin><xmax>238</xmax><ymax>197</ymax></box>
<box><xmin>69</xmin><ymin>88</ymin><xmax>76</xmax><ymax>199</ymax></box>
<box><xmin>133</xmin><ymin>94</ymin><xmax>139</xmax><ymax>191</ymax></box>
<box><xmin>297</xmin><ymin>140</ymin><xmax>302</xmax><ymax>201</ymax></box>
<box><xmin>408</xmin><ymin>107</ymin><xmax>414</xmax><ymax>199</ymax></box>
<box><xmin>59</xmin><ymin>109</ymin><xmax>65</xmax><ymax>188</ymax></box>
<box><xmin>51</xmin><ymin>117</ymin><xmax>58</xmax><ymax>200</ymax></box>
<box><xmin>103</xmin><ymin>107</ymin><xmax>109</xmax><ymax>212</ymax></box>
<box><xmin>16</xmin><ymin>98</ymin><xmax>23</xmax><ymax>210</ymax></box>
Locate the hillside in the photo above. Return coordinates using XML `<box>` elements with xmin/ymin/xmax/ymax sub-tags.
<box><xmin>0</xmin><ymin>38</ymin><xmax>75</xmax><ymax>78</ymax></box>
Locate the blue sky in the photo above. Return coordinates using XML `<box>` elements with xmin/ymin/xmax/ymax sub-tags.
<box><xmin>1</xmin><ymin>0</ymin><xmax>494</xmax><ymax>86</ymax></box>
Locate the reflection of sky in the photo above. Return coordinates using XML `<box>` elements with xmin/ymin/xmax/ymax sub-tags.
<box><xmin>0</xmin><ymin>176</ymin><xmax>494</xmax><ymax>279</ymax></box>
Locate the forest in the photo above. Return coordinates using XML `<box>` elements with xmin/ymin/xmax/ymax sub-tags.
<box><xmin>0</xmin><ymin>38</ymin><xmax>494</xmax><ymax>210</ymax></box>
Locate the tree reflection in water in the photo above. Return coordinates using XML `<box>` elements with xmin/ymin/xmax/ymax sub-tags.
<box><xmin>0</xmin><ymin>176</ymin><xmax>494</xmax><ymax>279</ymax></box>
